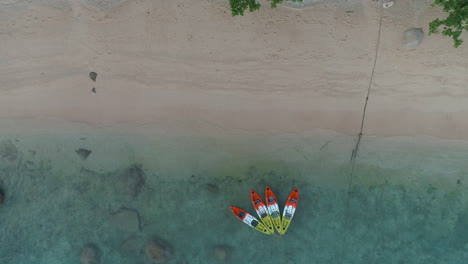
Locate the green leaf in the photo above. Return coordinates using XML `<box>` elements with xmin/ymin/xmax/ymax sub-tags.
<box><xmin>429</xmin><ymin>0</ymin><xmax>468</xmax><ymax>47</ymax></box>
<box><xmin>229</xmin><ymin>0</ymin><xmax>303</xmax><ymax>16</ymax></box>
<box><xmin>230</xmin><ymin>0</ymin><xmax>261</xmax><ymax>16</ymax></box>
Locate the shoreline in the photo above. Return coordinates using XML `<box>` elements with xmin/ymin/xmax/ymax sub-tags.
<box><xmin>1</xmin><ymin>118</ymin><xmax>468</xmax><ymax>191</ymax></box>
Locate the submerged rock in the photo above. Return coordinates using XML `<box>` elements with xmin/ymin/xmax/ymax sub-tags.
<box><xmin>203</xmin><ymin>183</ymin><xmax>219</xmax><ymax>195</ymax></box>
<box><xmin>0</xmin><ymin>139</ymin><xmax>18</xmax><ymax>162</ymax></box>
<box><xmin>189</xmin><ymin>174</ymin><xmax>201</xmax><ymax>184</ymax></box>
<box><xmin>120</xmin><ymin>235</ymin><xmax>145</xmax><ymax>256</ymax></box>
<box><xmin>120</xmin><ymin>165</ymin><xmax>145</xmax><ymax>198</ymax></box>
<box><xmin>76</xmin><ymin>148</ymin><xmax>92</xmax><ymax>160</ymax></box>
<box><xmin>80</xmin><ymin>244</ymin><xmax>101</xmax><ymax>264</ymax></box>
<box><xmin>402</xmin><ymin>28</ymin><xmax>424</xmax><ymax>48</ymax></box>
<box><xmin>110</xmin><ymin>208</ymin><xmax>141</xmax><ymax>233</ymax></box>
<box><xmin>0</xmin><ymin>188</ymin><xmax>4</xmax><ymax>206</ymax></box>
<box><xmin>144</xmin><ymin>238</ymin><xmax>173</xmax><ymax>263</ymax></box>
<box><xmin>212</xmin><ymin>245</ymin><xmax>232</xmax><ymax>262</ymax></box>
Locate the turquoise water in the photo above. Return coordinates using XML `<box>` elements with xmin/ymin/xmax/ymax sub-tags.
<box><xmin>1</xmin><ymin>122</ymin><xmax>468</xmax><ymax>263</ymax></box>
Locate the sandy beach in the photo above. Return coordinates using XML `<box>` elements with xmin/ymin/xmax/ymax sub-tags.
<box><xmin>1</xmin><ymin>0</ymin><xmax>466</xmax><ymax>139</ymax></box>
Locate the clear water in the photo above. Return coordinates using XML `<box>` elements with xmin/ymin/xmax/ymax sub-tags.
<box><xmin>1</xmin><ymin>121</ymin><xmax>468</xmax><ymax>263</ymax></box>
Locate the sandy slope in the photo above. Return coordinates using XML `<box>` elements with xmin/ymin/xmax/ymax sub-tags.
<box><xmin>0</xmin><ymin>0</ymin><xmax>467</xmax><ymax>138</ymax></box>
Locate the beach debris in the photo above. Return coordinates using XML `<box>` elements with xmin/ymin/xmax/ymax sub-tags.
<box><xmin>80</xmin><ymin>244</ymin><xmax>101</xmax><ymax>264</ymax></box>
<box><xmin>89</xmin><ymin>72</ymin><xmax>97</xmax><ymax>82</ymax></box>
<box><xmin>0</xmin><ymin>188</ymin><xmax>5</xmax><ymax>206</ymax></box>
<box><xmin>76</xmin><ymin>148</ymin><xmax>92</xmax><ymax>160</ymax></box>
<box><xmin>120</xmin><ymin>235</ymin><xmax>145</xmax><ymax>256</ymax></box>
<box><xmin>121</xmin><ymin>165</ymin><xmax>146</xmax><ymax>198</ymax></box>
<box><xmin>212</xmin><ymin>245</ymin><xmax>232</xmax><ymax>262</ymax></box>
<box><xmin>383</xmin><ymin>0</ymin><xmax>393</xmax><ymax>8</ymax></box>
<box><xmin>92</xmin><ymin>87</ymin><xmax>96</xmax><ymax>93</ymax></box>
<box><xmin>144</xmin><ymin>238</ymin><xmax>173</xmax><ymax>263</ymax></box>
<box><xmin>402</xmin><ymin>28</ymin><xmax>424</xmax><ymax>48</ymax></box>
<box><xmin>110</xmin><ymin>208</ymin><xmax>141</xmax><ymax>233</ymax></box>
<box><xmin>0</xmin><ymin>139</ymin><xmax>18</xmax><ymax>162</ymax></box>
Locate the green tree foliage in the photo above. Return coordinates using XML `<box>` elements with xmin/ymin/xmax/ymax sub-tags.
<box><xmin>230</xmin><ymin>0</ymin><xmax>302</xmax><ymax>16</ymax></box>
<box><xmin>429</xmin><ymin>0</ymin><xmax>468</xmax><ymax>47</ymax></box>
<box><xmin>268</xmin><ymin>0</ymin><xmax>297</xmax><ymax>8</ymax></box>
<box><xmin>230</xmin><ymin>0</ymin><xmax>261</xmax><ymax>16</ymax></box>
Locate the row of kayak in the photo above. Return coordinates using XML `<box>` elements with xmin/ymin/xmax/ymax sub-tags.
<box><xmin>230</xmin><ymin>186</ymin><xmax>299</xmax><ymax>235</ymax></box>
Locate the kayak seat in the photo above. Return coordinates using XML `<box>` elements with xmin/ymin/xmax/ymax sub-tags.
<box><xmin>251</xmin><ymin>220</ymin><xmax>259</xmax><ymax>227</ymax></box>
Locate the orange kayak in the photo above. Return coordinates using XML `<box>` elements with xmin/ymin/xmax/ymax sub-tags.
<box><xmin>250</xmin><ymin>190</ymin><xmax>275</xmax><ymax>233</ymax></box>
<box><xmin>264</xmin><ymin>186</ymin><xmax>282</xmax><ymax>233</ymax></box>
<box><xmin>229</xmin><ymin>206</ymin><xmax>272</xmax><ymax>235</ymax></box>
<box><xmin>279</xmin><ymin>188</ymin><xmax>299</xmax><ymax>235</ymax></box>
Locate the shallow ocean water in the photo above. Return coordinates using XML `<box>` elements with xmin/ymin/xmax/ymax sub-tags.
<box><xmin>0</xmin><ymin>122</ymin><xmax>468</xmax><ymax>264</ymax></box>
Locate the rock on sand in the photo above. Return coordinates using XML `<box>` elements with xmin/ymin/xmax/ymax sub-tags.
<box><xmin>402</xmin><ymin>28</ymin><xmax>424</xmax><ymax>48</ymax></box>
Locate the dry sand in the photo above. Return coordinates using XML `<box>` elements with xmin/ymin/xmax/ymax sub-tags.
<box><xmin>0</xmin><ymin>0</ymin><xmax>467</xmax><ymax>139</ymax></box>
